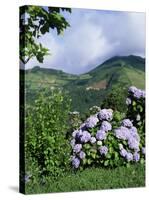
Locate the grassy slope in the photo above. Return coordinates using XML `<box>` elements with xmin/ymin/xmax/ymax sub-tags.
<box><xmin>25</xmin><ymin>163</ymin><xmax>145</xmax><ymax>194</ymax></box>
<box><xmin>24</xmin><ymin>56</ymin><xmax>145</xmax><ymax>91</ymax></box>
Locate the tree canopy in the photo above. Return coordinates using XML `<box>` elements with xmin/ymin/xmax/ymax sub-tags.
<box><xmin>20</xmin><ymin>6</ymin><xmax>71</xmax><ymax>64</ymax></box>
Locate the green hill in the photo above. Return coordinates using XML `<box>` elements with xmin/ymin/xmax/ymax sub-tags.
<box><xmin>21</xmin><ymin>55</ymin><xmax>145</xmax><ymax>113</ymax></box>
<box><xmin>66</xmin><ymin>55</ymin><xmax>145</xmax><ymax>90</ymax></box>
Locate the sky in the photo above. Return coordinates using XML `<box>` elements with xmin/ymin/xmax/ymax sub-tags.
<box><xmin>24</xmin><ymin>8</ymin><xmax>145</xmax><ymax>74</ymax></box>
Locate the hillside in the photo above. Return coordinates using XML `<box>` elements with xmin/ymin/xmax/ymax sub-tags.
<box><xmin>22</xmin><ymin>55</ymin><xmax>145</xmax><ymax>113</ymax></box>
<box><xmin>66</xmin><ymin>55</ymin><xmax>145</xmax><ymax>90</ymax></box>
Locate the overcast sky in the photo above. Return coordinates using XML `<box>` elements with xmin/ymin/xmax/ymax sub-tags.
<box><xmin>25</xmin><ymin>8</ymin><xmax>145</xmax><ymax>74</ymax></box>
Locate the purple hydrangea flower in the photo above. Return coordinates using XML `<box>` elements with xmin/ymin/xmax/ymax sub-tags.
<box><xmin>85</xmin><ymin>115</ymin><xmax>99</xmax><ymax>128</ymax></box>
<box><xmin>128</xmin><ymin>136</ymin><xmax>139</xmax><ymax>151</ymax></box>
<box><xmin>90</xmin><ymin>137</ymin><xmax>96</xmax><ymax>144</ymax></box>
<box><xmin>128</xmin><ymin>86</ymin><xmax>144</xmax><ymax>99</ymax></box>
<box><xmin>120</xmin><ymin>148</ymin><xmax>127</xmax><ymax>157</ymax></box>
<box><xmin>121</xmin><ymin>119</ymin><xmax>133</xmax><ymax>128</ymax></box>
<box><xmin>141</xmin><ymin>90</ymin><xmax>145</xmax><ymax>98</ymax></box>
<box><xmin>142</xmin><ymin>147</ymin><xmax>145</xmax><ymax>155</ymax></box>
<box><xmin>126</xmin><ymin>98</ymin><xmax>131</xmax><ymax>105</ymax></box>
<box><xmin>79</xmin><ymin>151</ymin><xmax>86</xmax><ymax>159</ymax></box>
<box><xmin>100</xmin><ymin>121</ymin><xmax>112</xmax><ymax>132</ymax></box>
<box><xmin>80</xmin><ymin>131</ymin><xmax>91</xmax><ymax>143</ymax></box>
<box><xmin>133</xmin><ymin>152</ymin><xmax>140</xmax><ymax>162</ymax></box>
<box><xmin>79</xmin><ymin>123</ymin><xmax>86</xmax><ymax>130</ymax></box>
<box><xmin>126</xmin><ymin>152</ymin><xmax>133</xmax><ymax>162</ymax></box>
<box><xmin>98</xmin><ymin>109</ymin><xmax>113</xmax><ymax>121</ymax></box>
<box><xmin>72</xmin><ymin>157</ymin><xmax>80</xmax><ymax>168</ymax></box>
<box><xmin>96</xmin><ymin>130</ymin><xmax>107</xmax><ymax>140</ymax></box>
<box><xmin>75</xmin><ymin>130</ymin><xmax>83</xmax><ymax>140</ymax></box>
<box><xmin>114</xmin><ymin>126</ymin><xmax>130</xmax><ymax>140</ymax></box>
<box><xmin>99</xmin><ymin>146</ymin><xmax>108</xmax><ymax>155</ymax></box>
<box><xmin>129</xmin><ymin>127</ymin><xmax>140</xmax><ymax>142</ymax></box>
<box><xmin>73</xmin><ymin>144</ymin><xmax>82</xmax><ymax>153</ymax></box>
<box><xmin>134</xmin><ymin>90</ymin><xmax>142</xmax><ymax>99</ymax></box>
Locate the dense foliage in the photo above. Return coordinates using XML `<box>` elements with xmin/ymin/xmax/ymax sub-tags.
<box><xmin>24</xmin><ymin>85</ymin><xmax>145</xmax><ymax>190</ymax></box>
<box><xmin>20</xmin><ymin>6</ymin><xmax>71</xmax><ymax>64</ymax></box>
<box><xmin>25</xmin><ymin>90</ymin><xmax>71</xmax><ymax>181</ymax></box>
<box><xmin>70</xmin><ymin>86</ymin><xmax>145</xmax><ymax>169</ymax></box>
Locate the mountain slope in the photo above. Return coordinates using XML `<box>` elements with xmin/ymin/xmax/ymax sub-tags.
<box><xmin>22</xmin><ymin>55</ymin><xmax>145</xmax><ymax>113</ymax></box>
<box><xmin>65</xmin><ymin>55</ymin><xmax>145</xmax><ymax>90</ymax></box>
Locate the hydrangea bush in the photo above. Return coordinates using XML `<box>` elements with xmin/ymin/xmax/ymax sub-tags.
<box><xmin>70</xmin><ymin>86</ymin><xmax>145</xmax><ymax>169</ymax></box>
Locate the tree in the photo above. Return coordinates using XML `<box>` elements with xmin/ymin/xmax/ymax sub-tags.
<box><xmin>20</xmin><ymin>6</ymin><xmax>71</xmax><ymax>64</ymax></box>
<box><xmin>101</xmin><ymin>85</ymin><xmax>128</xmax><ymax>112</ymax></box>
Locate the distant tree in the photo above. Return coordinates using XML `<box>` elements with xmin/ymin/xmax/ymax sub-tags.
<box><xmin>20</xmin><ymin>6</ymin><xmax>71</xmax><ymax>64</ymax></box>
<box><xmin>101</xmin><ymin>85</ymin><xmax>128</xmax><ymax>112</ymax></box>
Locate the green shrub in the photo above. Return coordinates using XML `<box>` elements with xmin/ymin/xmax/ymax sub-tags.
<box><xmin>70</xmin><ymin>86</ymin><xmax>145</xmax><ymax>169</ymax></box>
<box><xmin>25</xmin><ymin>89</ymin><xmax>71</xmax><ymax>179</ymax></box>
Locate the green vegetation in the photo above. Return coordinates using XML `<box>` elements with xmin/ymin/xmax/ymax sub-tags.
<box><xmin>25</xmin><ymin>90</ymin><xmax>71</xmax><ymax>179</ymax></box>
<box><xmin>20</xmin><ymin>6</ymin><xmax>71</xmax><ymax>64</ymax></box>
<box><xmin>21</xmin><ymin>55</ymin><xmax>145</xmax><ymax>194</ymax></box>
<box><xmin>25</xmin><ymin>163</ymin><xmax>145</xmax><ymax>194</ymax></box>
<box><xmin>22</xmin><ymin>55</ymin><xmax>145</xmax><ymax>114</ymax></box>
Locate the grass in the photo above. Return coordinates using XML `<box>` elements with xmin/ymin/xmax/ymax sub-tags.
<box><xmin>25</xmin><ymin>163</ymin><xmax>145</xmax><ymax>194</ymax></box>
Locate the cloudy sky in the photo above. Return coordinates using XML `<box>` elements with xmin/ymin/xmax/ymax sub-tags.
<box><xmin>25</xmin><ymin>8</ymin><xmax>145</xmax><ymax>74</ymax></box>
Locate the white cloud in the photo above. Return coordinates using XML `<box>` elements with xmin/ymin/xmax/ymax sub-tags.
<box><xmin>25</xmin><ymin>9</ymin><xmax>145</xmax><ymax>74</ymax></box>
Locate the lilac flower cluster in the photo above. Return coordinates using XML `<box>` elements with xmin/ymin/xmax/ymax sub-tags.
<box><xmin>121</xmin><ymin>119</ymin><xmax>133</xmax><ymax>128</ymax></box>
<box><xmin>72</xmin><ymin>157</ymin><xmax>80</xmax><ymax>168</ymax></box>
<box><xmin>98</xmin><ymin>109</ymin><xmax>113</xmax><ymax>121</ymax></box>
<box><xmin>115</xmin><ymin>118</ymin><xmax>142</xmax><ymax>162</ymax></box>
<box><xmin>71</xmin><ymin>109</ymin><xmax>113</xmax><ymax>168</ymax></box>
<box><xmin>96</xmin><ymin>130</ymin><xmax>106</xmax><ymax>140</ymax></box>
<box><xmin>73</xmin><ymin>144</ymin><xmax>82</xmax><ymax>153</ymax></box>
<box><xmin>90</xmin><ymin>137</ymin><xmax>96</xmax><ymax>144</ymax></box>
<box><xmin>115</xmin><ymin>121</ymin><xmax>140</xmax><ymax>151</ymax></box>
<box><xmin>85</xmin><ymin>115</ymin><xmax>99</xmax><ymax>128</ymax></box>
<box><xmin>99</xmin><ymin>146</ymin><xmax>108</xmax><ymax>156</ymax></box>
<box><xmin>101</xmin><ymin>121</ymin><xmax>112</xmax><ymax>132</ymax></box>
<box><xmin>128</xmin><ymin>86</ymin><xmax>145</xmax><ymax>99</ymax></box>
<box><xmin>120</xmin><ymin>148</ymin><xmax>140</xmax><ymax>162</ymax></box>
